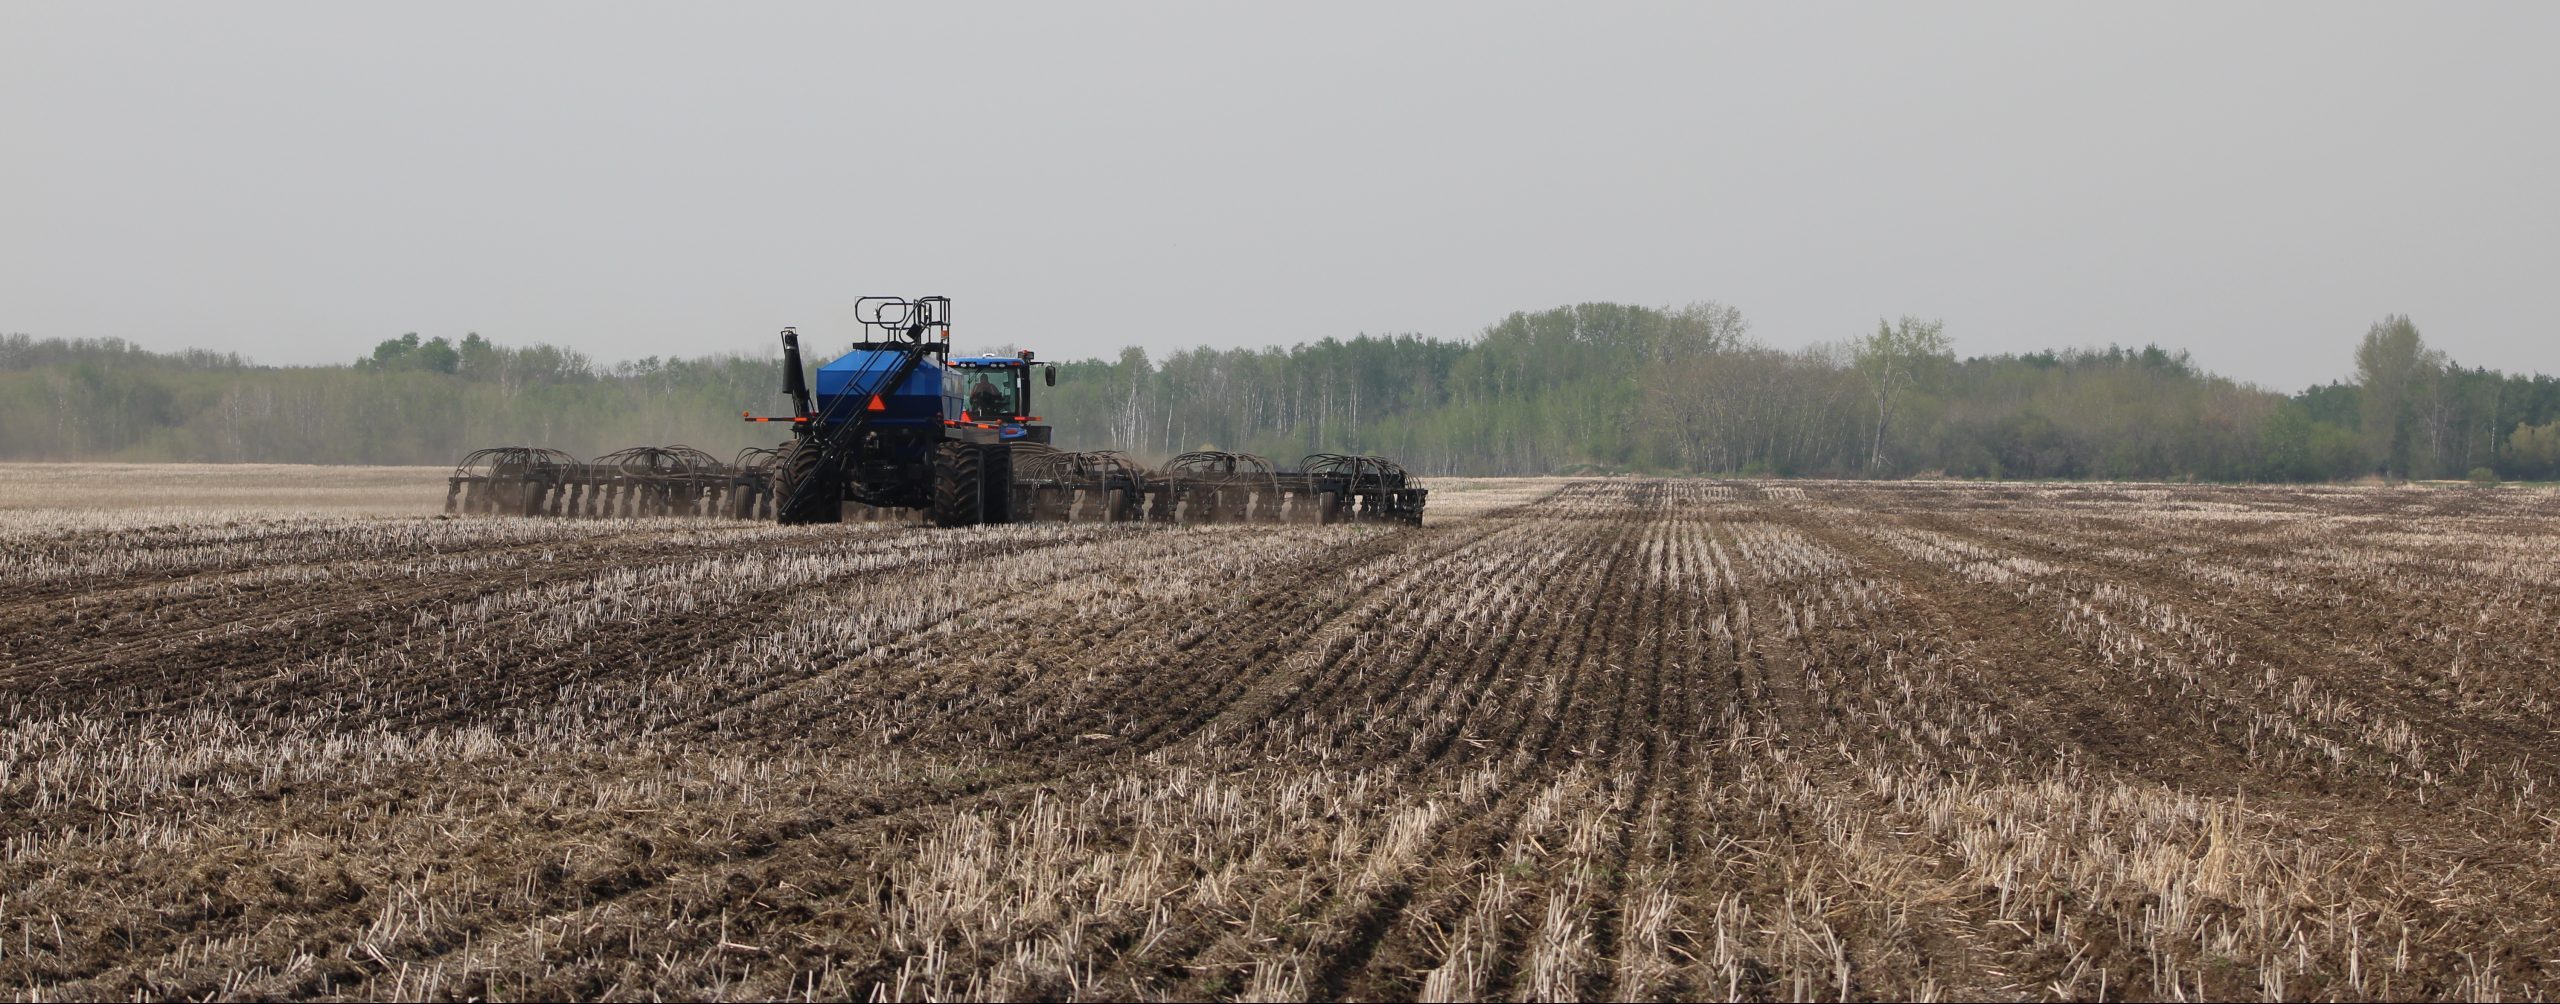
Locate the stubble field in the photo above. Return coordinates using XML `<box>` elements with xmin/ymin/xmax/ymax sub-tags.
<box><xmin>3</xmin><ymin>466</ymin><xmax>2558</xmax><ymax>1001</ymax></box>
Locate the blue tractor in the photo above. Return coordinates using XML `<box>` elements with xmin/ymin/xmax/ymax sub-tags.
<box><xmin>443</xmin><ymin>294</ymin><xmax>1424</xmax><ymax>524</ymax></box>
<box><xmin>755</xmin><ymin>296</ymin><xmax>1057</xmax><ymax>526</ymax></box>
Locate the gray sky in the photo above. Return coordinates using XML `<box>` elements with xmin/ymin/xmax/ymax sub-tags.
<box><xmin>5</xmin><ymin>2</ymin><xmax>2554</xmax><ymax>389</ymax></box>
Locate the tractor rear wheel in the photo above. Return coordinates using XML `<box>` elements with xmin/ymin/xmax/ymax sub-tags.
<box><xmin>776</xmin><ymin>440</ymin><xmax>843</xmax><ymax>525</ymax></box>
<box><xmin>931</xmin><ymin>442</ymin><xmax>984</xmax><ymax>527</ymax></box>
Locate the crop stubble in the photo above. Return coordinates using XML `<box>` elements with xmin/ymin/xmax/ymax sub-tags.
<box><xmin>2</xmin><ymin>474</ymin><xmax>2558</xmax><ymax>1000</ymax></box>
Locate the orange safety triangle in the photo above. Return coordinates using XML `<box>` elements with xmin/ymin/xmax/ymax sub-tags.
<box><xmin>865</xmin><ymin>394</ymin><xmax>887</xmax><ymax>412</ymax></box>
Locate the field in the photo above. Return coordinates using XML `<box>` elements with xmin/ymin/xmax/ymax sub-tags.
<box><xmin>4</xmin><ymin>466</ymin><xmax>2559</xmax><ymax>1001</ymax></box>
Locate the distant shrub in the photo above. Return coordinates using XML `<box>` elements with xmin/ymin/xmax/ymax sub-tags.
<box><xmin>2469</xmin><ymin>466</ymin><xmax>2502</xmax><ymax>486</ymax></box>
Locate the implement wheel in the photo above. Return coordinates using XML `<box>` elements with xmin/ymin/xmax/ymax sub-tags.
<box><xmin>776</xmin><ymin>440</ymin><xmax>843</xmax><ymax>525</ymax></box>
<box><xmin>932</xmin><ymin>442</ymin><xmax>985</xmax><ymax>527</ymax></box>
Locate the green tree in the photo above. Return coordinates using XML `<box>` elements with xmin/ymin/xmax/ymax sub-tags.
<box><xmin>2352</xmin><ymin>315</ymin><xmax>2441</xmax><ymax>477</ymax></box>
<box><xmin>411</xmin><ymin>336</ymin><xmax>461</xmax><ymax>374</ymax></box>
<box><xmin>1853</xmin><ymin>316</ymin><xmax>1951</xmax><ymax>473</ymax></box>
<box><xmin>361</xmin><ymin>333</ymin><xmax>460</xmax><ymax>374</ymax></box>
<box><xmin>2508</xmin><ymin>419</ymin><xmax>2560</xmax><ymax>479</ymax></box>
<box><xmin>365</xmin><ymin>333</ymin><xmax>422</xmax><ymax>368</ymax></box>
<box><xmin>457</xmin><ymin>332</ymin><xmax>501</xmax><ymax>381</ymax></box>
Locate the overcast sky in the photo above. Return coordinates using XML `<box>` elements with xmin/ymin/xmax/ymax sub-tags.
<box><xmin>5</xmin><ymin>2</ymin><xmax>2553</xmax><ymax>389</ymax></box>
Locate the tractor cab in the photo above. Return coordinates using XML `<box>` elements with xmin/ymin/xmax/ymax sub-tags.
<box><xmin>945</xmin><ymin>351</ymin><xmax>1056</xmax><ymax>445</ymax></box>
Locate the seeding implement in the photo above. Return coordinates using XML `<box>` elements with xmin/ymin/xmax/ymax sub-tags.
<box><xmin>446</xmin><ymin>295</ymin><xmax>1425</xmax><ymax>526</ymax></box>
<box><xmin>446</xmin><ymin>445</ymin><xmax>781</xmax><ymax>519</ymax></box>
<box><xmin>1012</xmin><ymin>447</ymin><xmax>1424</xmax><ymax>525</ymax></box>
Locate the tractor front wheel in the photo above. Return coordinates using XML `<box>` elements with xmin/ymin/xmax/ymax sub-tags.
<box><xmin>931</xmin><ymin>442</ymin><xmax>985</xmax><ymax>527</ymax></box>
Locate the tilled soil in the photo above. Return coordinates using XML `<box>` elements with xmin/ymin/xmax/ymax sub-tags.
<box><xmin>4</xmin><ymin>478</ymin><xmax>2559</xmax><ymax>1001</ymax></box>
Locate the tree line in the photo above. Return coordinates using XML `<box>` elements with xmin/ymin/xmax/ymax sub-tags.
<box><xmin>3</xmin><ymin>307</ymin><xmax>2556</xmax><ymax>480</ymax></box>
<box><xmin>0</xmin><ymin>333</ymin><xmax>777</xmax><ymax>464</ymax></box>
<box><xmin>1038</xmin><ymin>306</ymin><xmax>2560</xmax><ymax>482</ymax></box>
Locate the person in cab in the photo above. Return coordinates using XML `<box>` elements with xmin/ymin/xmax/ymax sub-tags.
<box><xmin>969</xmin><ymin>373</ymin><xmax>1009</xmax><ymax>418</ymax></box>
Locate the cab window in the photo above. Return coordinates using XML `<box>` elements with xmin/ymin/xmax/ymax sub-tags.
<box><xmin>962</xmin><ymin>368</ymin><xmax>1016</xmax><ymax>418</ymax></box>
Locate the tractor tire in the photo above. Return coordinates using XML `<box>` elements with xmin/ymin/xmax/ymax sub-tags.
<box><xmin>776</xmin><ymin>440</ymin><xmax>843</xmax><ymax>525</ymax></box>
<box><xmin>931</xmin><ymin>442</ymin><xmax>984</xmax><ymax>527</ymax></box>
<box><xmin>978</xmin><ymin>443</ymin><xmax>1014</xmax><ymax>525</ymax></box>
